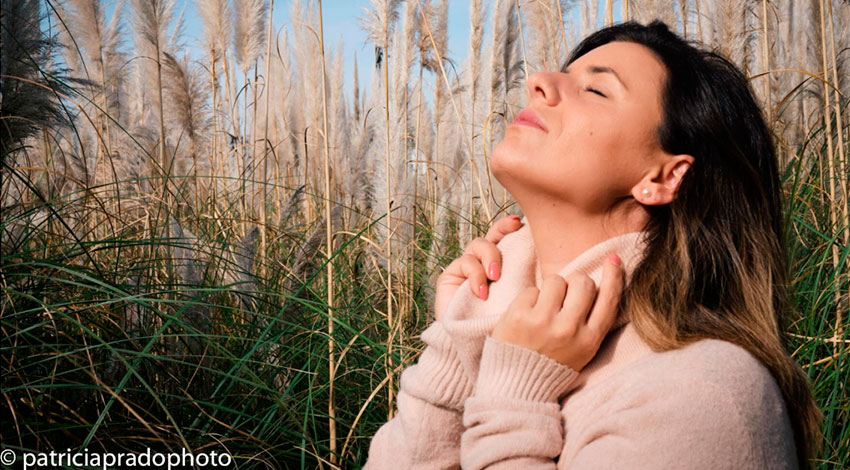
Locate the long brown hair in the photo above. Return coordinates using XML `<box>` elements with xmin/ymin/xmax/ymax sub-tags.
<box><xmin>567</xmin><ymin>20</ymin><xmax>823</xmax><ymax>468</ymax></box>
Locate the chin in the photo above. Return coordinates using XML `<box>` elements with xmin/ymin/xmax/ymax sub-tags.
<box><xmin>490</xmin><ymin>139</ymin><xmax>519</xmax><ymax>177</ymax></box>
<box><xmin>490</xmin><ymin>145</ymin><xmax>524</xmax><ymax>196</ymax></box>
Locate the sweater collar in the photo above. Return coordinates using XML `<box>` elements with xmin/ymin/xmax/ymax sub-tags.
<box><xmin>509</xmin><ymin>215</ymin><xmax>649</xmax><ymax>331</ymax></box>
<box><xmin>442</xmin><ymin>215</ymin><xmax>650</xmax><ymax>333</ymax></box>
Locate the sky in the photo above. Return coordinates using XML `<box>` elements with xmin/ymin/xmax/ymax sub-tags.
<box><xmin>180</xmin><ymin>0</ymin><xmax>474</xmax><ymax>103</ymax></box>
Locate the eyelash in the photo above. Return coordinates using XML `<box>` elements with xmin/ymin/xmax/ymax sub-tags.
<box><xmin>586</xmin><ymin>87</ymin><xmax>606</xmax><ymax>98</ymax></box>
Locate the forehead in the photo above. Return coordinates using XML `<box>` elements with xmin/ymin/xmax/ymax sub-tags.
<box><xmin>565</xmin><ymin>41</ymin><xmax>667</xmax><ymax>97</ymax></box>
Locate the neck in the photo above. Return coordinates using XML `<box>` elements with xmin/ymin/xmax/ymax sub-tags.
<box><xmin>520</xmin><ymin>201</ymin><xmax>648</xmax><ymax>282</ymax></box>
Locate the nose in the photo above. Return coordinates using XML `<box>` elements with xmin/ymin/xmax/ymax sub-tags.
<box><xmin>527</xmin><ymin>72</ymin><xmax>561</xmax><ymax>106</ymax></box>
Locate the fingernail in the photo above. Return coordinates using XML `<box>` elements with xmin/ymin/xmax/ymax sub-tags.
<box><xmin>608</xmin><ymin>253</ymin><xmax>621</xmax><ymax>265</ymax></box>
<box><xmin>488</xmin><ymin>262</ymin><xmax>500</xmax><ymax>280</ymax></box>
<box><xmin>509</xmin><ymin>214</ymin><xmax>520</xmax><ymax>222</ymax></box>
<box><xmin>479</xmin><ymin>283</ymin><xmax>488</xmax><ymax>299</ymax></box>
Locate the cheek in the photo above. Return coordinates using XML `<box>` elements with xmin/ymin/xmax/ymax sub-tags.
<box><xmin>543</xmin><ymin>126</ymin><xmax>628</xmax><ymax>203</ymax></box>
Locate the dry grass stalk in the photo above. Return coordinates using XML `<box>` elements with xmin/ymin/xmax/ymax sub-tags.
<box><xmin>817</xmin><ymin>0</ymin><xmax>846</xmax><ymax>351</ymax></box>
<box><xmin>315</xmin><ymin>0</ymin><xmax>339</xmax><ymax>465</ymax></box>
<box><xmin>826</xmin><ymin>0</ymin><xmax>849</xmax><ymax>346</ymax></box>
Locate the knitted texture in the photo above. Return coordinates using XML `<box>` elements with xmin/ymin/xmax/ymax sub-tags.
<box><xmin>363</xmin><ymin>216</ymin><xmax>797</xmax><ymax>469</ymax></box>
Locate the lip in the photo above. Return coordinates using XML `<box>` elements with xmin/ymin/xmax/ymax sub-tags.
<box><xmin>510</xmin><ymin>108</ymin><xmax>548</xmax><ymax>132</ymax></box>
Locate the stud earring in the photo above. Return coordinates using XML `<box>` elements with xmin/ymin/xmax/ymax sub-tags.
<box><xmin>641</xmin><ymin>188</ymin><xmax>650</xmax><ymax>196</ymax></box>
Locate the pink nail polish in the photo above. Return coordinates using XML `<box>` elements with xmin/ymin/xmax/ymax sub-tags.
<box><xmin>479</xmin><ymin>283</ymin><xmax>487</xmax><ymax>299</ymax></box>
<box><xmin>489</xmin><ymin>262</ymin><xmax>500</xmax><ymax>280</ymax></box>
<box><xmin>608</xmin><ymin>253</ymin><xmax>621</xmax><ymax>265</ymax></box>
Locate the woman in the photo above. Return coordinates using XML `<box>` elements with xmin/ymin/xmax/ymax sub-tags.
<box><xmin>363</xmin><ymin>20</ymin><xmax>822</xmax><ymax>469</ymax></box>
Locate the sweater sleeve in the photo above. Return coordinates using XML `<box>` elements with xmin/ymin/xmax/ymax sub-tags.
<box><xmin>362</xmin><ymin>320</ymin><xmax>476</xmax><ymax>470</ymax></box>
<box><xmin>460</xmin><ymin>336</ymin><xmax>580</xmax><ymax>470</ymax></box>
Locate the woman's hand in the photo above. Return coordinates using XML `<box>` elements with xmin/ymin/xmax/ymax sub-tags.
<box><xmin>433</xmin><ymin>215</ymin><xmax>524</xmax><ymax>321</ymax></box>
<box><xmin>491</xmin><ymin>253</ymin><xmax>625</xmax><ymax>372</ymax></box>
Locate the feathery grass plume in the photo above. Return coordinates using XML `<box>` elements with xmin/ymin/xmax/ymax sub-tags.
<box><xmin>287</xmin><ymin>0</ymin><xmax>325</xmax><ymax>221</ymax></box>
<box><xmin>224</xmin><ymin>224</ymin><xmax>259</xmax><ymax>309</ymax></box>
<box><xmin>289</xmin><ymin>205</ymin><xmax>342</xmax><ymax>285</ymax></box>
<box><xmin>232</xmin><ymin>0</ymin><xmax>267</xmax><ymax>217</ymax></box>
<box><xmin>467</xmin><ymin>0</ymin><xmax>485</xmax><ymax>126</ymax></box>
<box><xmin>0</xmin><ymin>0</ymin><xmax>76</xmax><ymax>163</ymax></box>
<box><xmin>61</xmin><ymin>0</ymin><xmax>127</xmax><ymax>130</ymax></box>
<box><xmin>425</xmin><ymin>0</ymin><xmax>449</xmax><ymax>182</ymax></box>
<box><xmin>129</xmin><ymin>0</ymin><xmax>175</xmax><ymax>186</ymax></box>
<box><xmin>233</xmin><ymin>0</ymin><xmax>267</xmax><ymax>76</ymax></box>
<box><xmin>359</xmin><ymin>0</ymin><xmax>403</xmax><ymax>57</ymax></box>
<box><xmin>167</xmin><ymin>216</ymin><xmax>214</xmax><ymax>360</ymax></box>
<box><xmin>362</xmin><ymin>53</ymin><xmax>401</xmax><ymax>257</ymax></box>
<box><xmin>346</xmin><ymin>112</ymin><xmax>376</xmax><ymax>216</ymax></box>
<box><xmin>52</xmin><ymin>1</ymin><xmax>84</xmax><ymax>73</ymax></box>
<box><xmin>280</xmin><ymin>184</ymin><xmax>305</xmax><ymax>228</ymax></box>
<box><xmin>414</xmin><ymin>0</ymin><xmax>435</xmax><ymax>70</ymax></box>
<box><xmin>387</xmin><ymin>0</ymin><xmax>417</xmax><ymax>246</ymax></box>
<box><xmin>197</xmin><ymin>0</ymin><xmax>231</xmax><ymax>63</ymax></box>
<box><xmin>412</xmin><ymin>0</ymin><xmax>433</xmax><ymax>221</ymax></box>
<box><xmin>579</xmin><ymin>0</ymin><xmax>598</xmax><ymax>38</ymax></box>
<box><xmin>487</xmin><ymin>0</ymin><xmax>521</xmax><ymax>132</ymax></box>
<box><xmin>339</xmin><ymin>49</ymin><xmax>374</xmax><ymax>220</ymax></box>
<box><xmin>196</xmin><ymin>0</ymin><xmax>231</xmax><ymax>198</ymax></box>
<box><xmin>707</xmin><ymin>0</ymin><xmax>754</xmax><ymax>67</ymax></box>
<box><xmin>330</xmin><ymin>37</ymin><xmax>349</xmax><ymax>181</ymax></box>
<box><xmin>57</xmin><ymin>0</ymin><xmax>128</xmax><ymax>205</ymax></box>
<box><xmin>525</xmin><ymin>0</ymin><xmax>564</xmax><ymax>76</ymax></box>
<box><xmin>168</xmin><ymin>2</ymin><xmax>187</xmax><ymax>50</ymax></box>
<box><xmin>262</xmin><ymin>26</ymin><xmax>294</xmax><ymax>222</ymax></box>
<box><xmin>358</xmin><ymin>0</ymin><xmax>402</xmax><ymax>244</ymax></box>
<box><xmin>162</xmin><ymin>51</ymin><xmax>211</xmax><ymax>205</ymax></box>
<box><xmin>353</xmin><ymin>51</ymin><xmax>361</xmax><ymax>122</ymax></box>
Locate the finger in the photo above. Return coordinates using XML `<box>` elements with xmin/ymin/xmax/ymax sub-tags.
<box><xmin>463</xmin><ymin>237</ymin><xmax>503</xmax><ymax>281</ymax></box>
<box><xmin>510</xmin><ymin>286</ymin><xmax>540</xmax><ymax>311</ymax></box>
<box><xmin>484</xmin><ymin>215</ymin><xmax>523</xmax><ymax>244</ymax></box>
<box><xmin>556</xmin><ymin>273</ymin><xmax>598</xmax><ymax>334</ymax></box>
<box><xmin>459</xmin><ymin>254</ymin><xmax>489</xmax><ymax>299</ymax></box>
<box><xmin>535</xmin><ymin>275</ymin><xmax>568</xmax><ymax>320</ymax></box>
<box><xmin>586</xmin><ymin>257</ymin><xmax>625</xmax><ymax>339</ymax></box>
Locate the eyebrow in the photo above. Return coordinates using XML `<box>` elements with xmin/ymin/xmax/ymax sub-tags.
<box><xmin>562</xmin><ymin>64</ymin><xmax>629</xmax><ymax>92</ymax></box>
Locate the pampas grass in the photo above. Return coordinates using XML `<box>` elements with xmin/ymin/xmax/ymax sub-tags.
<box><xmin>1</xmin><ymin>0</ymin><xmax>847</xmax><ymax>467</ymax></box>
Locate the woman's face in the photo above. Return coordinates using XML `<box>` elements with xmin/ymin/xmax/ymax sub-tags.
<box><xmin>491</xmin><ymin>41</ymin><xmax>671</xmax><ymax>214</ymax></box>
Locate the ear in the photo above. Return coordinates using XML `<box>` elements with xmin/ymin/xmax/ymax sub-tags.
<box><xmin>631</xmin><ymin>155</ymin><xmax>694</xmax><ymax>205</ymax></box>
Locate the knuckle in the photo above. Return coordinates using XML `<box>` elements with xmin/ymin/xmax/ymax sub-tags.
<box><xmin>554</xmin><ymin>322</ymin><xmax>578</xmax><ymax>340</ymax></box>
<box><xmin>463</xmin><ymin>238</ymin><xmax>484</xmax><ymax>254</ymax></box>
<box><xmin>584</xmin><ymin>326</ymin><xmax>604</xmax><ymax>344</ymax></box>
<box><xmin>582</xmin><ymin>331</ymin><xmax>602</xmax><ymax>350</ymax></box>
<box><xmin>483</xmin><ymin>244</ymin><xmax>501</xmax><ymax>265</ymax></box>
<box><xmin>526</xmin><ymin>314</ymin><xmax>547</xmax><ymax>330</ymax></box>
<box><xmin>542</xmin><ymin>275</ymin><xmax>566</xmax><ymax>291</ymax></box>
<box><xmin>460</xmin><ymin>253</ymin><xmax>477</xmax><ymax>266</ymax></box>
<box><xmin>570</xmin><ymin>274</ymin><xmax>596</xmax><ymax>294</ymax></box>
<box><xmin>515</xmin><ymin>287</ymin><xmax>539</xmax><ymax>305</ymax></box>
<box><xmin>547</xmin><ymin>274</ymin><xmax>566</xmax><ymax>285</ymax></box>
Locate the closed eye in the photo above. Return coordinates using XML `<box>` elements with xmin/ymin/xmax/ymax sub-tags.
<box><xmin>586</xmin><ymin>87</ymin><xmax>606</xmax><ymax>98</ymax></box>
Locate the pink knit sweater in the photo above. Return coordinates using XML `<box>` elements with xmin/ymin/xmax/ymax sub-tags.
<box><xmin>363</xmin><ymin>216</ymin><xmax>797</xmax><ymax>469</ymax></box>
